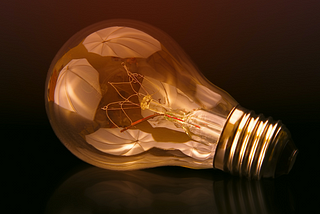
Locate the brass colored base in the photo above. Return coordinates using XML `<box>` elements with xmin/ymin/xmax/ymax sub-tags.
<box><xmin>214</xmin><ymin>106</ymin><xmax>298</xmax><ymax>179</ymax></box>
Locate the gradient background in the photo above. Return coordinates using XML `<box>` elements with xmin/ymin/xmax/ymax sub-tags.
<box><xmin>1</xmin><ymin>0</ymin><xmax>319</xmax><ymax>213</ymax></box>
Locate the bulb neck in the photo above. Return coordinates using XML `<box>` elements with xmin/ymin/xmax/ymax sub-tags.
<box><xmin>214</xmin><ymin>106</ymin><xmax>298</xmax><ymax>179</ymax></box>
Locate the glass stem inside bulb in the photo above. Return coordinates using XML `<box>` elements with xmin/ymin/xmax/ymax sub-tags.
<box><xmin>140</xmin><ymin>95</ymin><xmax>225</xmax><ymax>146</ymax></box>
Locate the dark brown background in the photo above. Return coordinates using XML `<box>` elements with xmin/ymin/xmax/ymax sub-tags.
<box><xmin>1</xmin><ymin>0</ymin><xmax>319</xmax><ymax>213</ymax></box>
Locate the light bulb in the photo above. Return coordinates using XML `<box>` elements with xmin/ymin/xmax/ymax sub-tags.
<box><xmin>45</xmin><ymin>19</ymin><xmax>298</xmax><ymax>179</ymax></box>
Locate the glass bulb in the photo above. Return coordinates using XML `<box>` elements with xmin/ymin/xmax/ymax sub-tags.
<box><xmin>45</xmin><ymin>19</ymin><xmax>298</xmax><ymax>179</ymax></box>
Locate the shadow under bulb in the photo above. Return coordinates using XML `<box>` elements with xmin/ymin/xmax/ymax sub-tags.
<box><xmin>45</xmin><ymin>19</ymin><xmax>298</xmax><ymax>179</ymax></box>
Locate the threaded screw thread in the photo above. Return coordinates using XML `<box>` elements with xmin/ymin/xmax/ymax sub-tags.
<box><xmin>214</xmin><ymin>106</ymin><xmax>298</xmax><ymax>179</ymax></box>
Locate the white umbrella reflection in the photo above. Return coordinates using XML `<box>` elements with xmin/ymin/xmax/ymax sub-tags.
<box><xmin>54</xmin><ymin>58</ymin><xmax>102</xmax><ymax>121</ymax></box>
<box><xmin>83</xmin><ymin>26</ymin><xmax>161</xmax><ymax>58</ymax></box>
<box><xmin>85</xmin><ymin>128</ymin><xmax>215</xmax><ymax>160</ymax></box>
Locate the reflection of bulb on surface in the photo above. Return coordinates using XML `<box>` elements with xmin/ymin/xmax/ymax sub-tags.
<box><xmin>45</xmin><ymin>19</ymin><xmax>298</xmax><ymax>179</ymax></box>
<box><xmin>46</xmin><ymin>165</ymin><xmax>286</xmax><ymax>214</ymax></box>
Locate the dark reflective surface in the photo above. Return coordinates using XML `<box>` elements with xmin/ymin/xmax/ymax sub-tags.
<box><xmin>44</xmin><ymin>164</ymin><xmax>292</xmax><ymax>214</ymax></box>
<box><xmin>3</xmin><ymin>123</ymin><xmax>318</xmax><ymax>214</ymax></box>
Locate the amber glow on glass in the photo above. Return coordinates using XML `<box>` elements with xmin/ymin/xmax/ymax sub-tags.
<box><xmin>45</xmin><ymin>20</ymin><xmax>298</xmax><ymax>179</ymax></box>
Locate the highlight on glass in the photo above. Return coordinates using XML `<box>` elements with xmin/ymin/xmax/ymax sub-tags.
<box><xmin>45</xmin><ymin>19</ymin><xmax>298</xmax><ymax>179</ymax></box>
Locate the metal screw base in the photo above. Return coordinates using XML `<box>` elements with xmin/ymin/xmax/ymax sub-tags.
<box><xmin>214</xmin><ymin>106</ymin><xmax>298</xmax><ymax>179</ymax></box>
